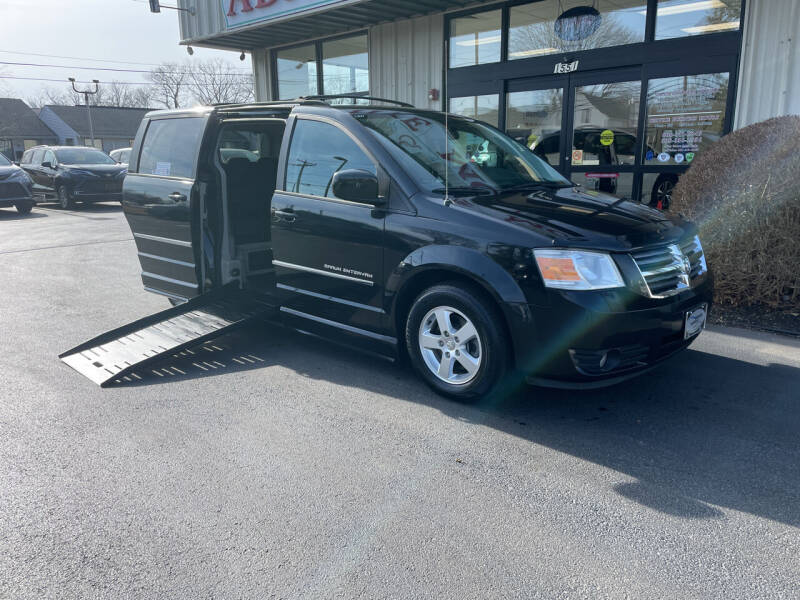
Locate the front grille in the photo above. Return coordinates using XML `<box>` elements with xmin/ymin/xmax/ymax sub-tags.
<box><xmin>631</xmin><ymin>236</ymin><xmax>707</xmax><ymax>298</ymax></box>
<box><xmin>78</xmin><ymin>179</ymin><xmax>122</xmax><ymax>194</ymax></box>
<box><xmin>0</xmin><ymin>181</ymin><xmax>27</xmax><ymax>199</ymax></box>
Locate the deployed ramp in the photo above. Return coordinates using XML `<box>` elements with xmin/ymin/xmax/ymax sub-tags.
<box><xmin>60</xmin><ymin>287</ymin><xmax>276</xmax><ymax>386</ymax></box>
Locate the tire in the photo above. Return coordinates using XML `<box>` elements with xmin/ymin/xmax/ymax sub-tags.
<box><xmin>405</xmin><ymin>283</ymin><xmax>509</xmax><ymax>401</ymax></box>
<box><xmin>15</xmin><ymin>200</ymin><xmax>33</xmax><ymax>215</ymax></box>
<box><xmin>650</xmin><ymin>174</ymin><xmax>678</xmax><ymax>210</ymax></box>
<box><xmin>57</xmin><ymin>186</ymin><xmax>75</xmax><ymax>209</ymax></box>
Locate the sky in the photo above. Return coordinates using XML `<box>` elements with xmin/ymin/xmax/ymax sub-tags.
<box><xmin>0</xmin><ymin>0</ymin><xmax>252</xmax><ymax>102</ymax></box>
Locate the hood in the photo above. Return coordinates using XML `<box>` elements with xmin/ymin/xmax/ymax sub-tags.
<box><xmin>0</xmin><ymin>164</ymin><xmax>26</xmax><ymax>180</ymax></box>
<box><xmin>60</xmin><ymin>163</ymin><xmax>126</xmax><ymax>176</ymax></box>
<box><xmin>453</xmin><ymin>185</ymin><xmax>693</xmax><ymax>251</ymax></box>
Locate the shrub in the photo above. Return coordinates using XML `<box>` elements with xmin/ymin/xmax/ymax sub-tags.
<box><xmin>671</xmin><ymin>115</ymin><xmax>800</xmax><ymax>308</ymax></box>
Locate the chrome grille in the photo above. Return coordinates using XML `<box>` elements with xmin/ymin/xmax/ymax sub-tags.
<box><xmin>632</xmin><ymin>236</ymin><xmax>706</xmax><ymax>298</ymax></box>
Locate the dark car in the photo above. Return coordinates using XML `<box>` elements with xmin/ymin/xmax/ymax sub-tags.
<box><xmin>63</xmin><ymin>98</ymin><xmax>712</xmax><ymax>400</ymax></box>
<box><xmin>0</xmin><ymin>153</ymin><xmax>35</xmax><ymax>214</ymax></box>
<box><xmin>20</xmin><ymin>146</ymin><xmax>127</xmax><ymax>209</ymax></box>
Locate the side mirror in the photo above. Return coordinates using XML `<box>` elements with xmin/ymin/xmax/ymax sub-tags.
<box><xmin>41</xmin><ymin>161</ymin><xmax>52</xmax><ymax>169</ymax></box>
<box><xmin>331</xmin><ymin>169</ymin><xmax>381</xmax><ymax>204</ymax></box>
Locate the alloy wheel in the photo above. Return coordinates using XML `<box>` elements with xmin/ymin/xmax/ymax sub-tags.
<box><xmin>418</xmin><ymin>305</ymin><xmax>483</xmax><ymax>385</ymax></box>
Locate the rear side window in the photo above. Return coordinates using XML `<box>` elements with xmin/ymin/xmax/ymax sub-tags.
<box><xmin>31</xmin><ymin>149</ymin><xmax>44</xmax><ymax>165</ymax></box>
<box><xmin>138</xmin><ymin>117</ymin><xmax>204</xmax><ymax>178</ymax></box>
<box><xmin>285</xmin><ymin>119</ymin><xmax>375</xmax><ymax>199</ymax></box>
<box><xmin>21</xmin><ymin>150</ymin><xmax>32</xmax><ymax>164</ymax></box>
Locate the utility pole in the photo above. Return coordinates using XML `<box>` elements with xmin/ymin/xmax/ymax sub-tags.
<box><xmin>69</xmin><ymin>78</ymin><xmax>100</xmax><ymax>147</ymax></box>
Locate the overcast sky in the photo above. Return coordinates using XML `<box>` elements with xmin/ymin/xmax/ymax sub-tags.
<box><xmin>0</xmin><ymin>0</ymin><xmax>251</xmax><ymax>101</ymax></box>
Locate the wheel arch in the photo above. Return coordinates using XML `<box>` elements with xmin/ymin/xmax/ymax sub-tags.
<box><xmin>388</xmin><ymin>245</ymin><xmax>527</xmax><ymax>361</ymax></box>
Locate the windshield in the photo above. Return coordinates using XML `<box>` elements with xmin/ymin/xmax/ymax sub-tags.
<box><xmin>54</xmin><ymin>148</ymin><xmax>116</xmax><ymax>165</ymax></box>
<box><xmin>0</xmin><ymin>154</ymin><xmax>11</xmax><ymax>166</ymax></box>
<box><xmin>352</xmin><ymin>109</ymin><xmax>572</xmax><ymax>193</ymax></box>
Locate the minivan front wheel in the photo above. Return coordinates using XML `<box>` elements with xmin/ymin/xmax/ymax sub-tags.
<box><xmin>406</xmin><ymin>284</ymin><xmax>508</xmax><ymax>401</ymax></box>
<box><xmin>57</xmin><ymin>186</ymin><xmax>75</xmax><ymax>209</ymax></box>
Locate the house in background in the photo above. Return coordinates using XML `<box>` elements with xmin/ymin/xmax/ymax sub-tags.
<box><xmin>0</xmin><ymin>98</ymin><xmax>58</xmax><ymax>161</ymax></box>
<box><xmin>37</xmin><ymin>105</ymin><xmax>152</xmax><ymax>153</ymax></box>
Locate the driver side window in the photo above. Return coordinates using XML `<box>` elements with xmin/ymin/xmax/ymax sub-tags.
<box><xmin>285</xmin><ymin>119</ymin><xmax>376</xmax><ymax>200</ymax></box>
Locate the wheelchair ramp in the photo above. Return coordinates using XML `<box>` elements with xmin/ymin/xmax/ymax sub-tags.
<box><xmin>60</xmin><ymin>288</ymin><xmax>275</xmax><ymax>387</ymax></box>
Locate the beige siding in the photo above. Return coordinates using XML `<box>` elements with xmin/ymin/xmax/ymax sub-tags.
<box><xmin>368</xmin><ymin>14</ymin><xmax>444</xmax><ymax>110</ymax></box>
<box><xmin>735</xmin><ymin>0</ymin><xmax>800</xmax><ymax>128</ymax></box>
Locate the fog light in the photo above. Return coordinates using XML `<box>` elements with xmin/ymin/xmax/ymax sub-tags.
<box><xmin>599</xmin><ymin>349</ymin><xmax>622</xmax><ymax>372</ymax></box>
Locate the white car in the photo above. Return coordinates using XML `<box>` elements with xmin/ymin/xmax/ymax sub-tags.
<box><xmin>109</xmin><ymin>147</ymin><xmax>132</xmax><ymax>168</ymax></box>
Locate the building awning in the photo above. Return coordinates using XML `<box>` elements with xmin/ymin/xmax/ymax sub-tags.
<box><xmin>184</xmin><ymin>0</ymin><xmax>474</xmax><ymax>50</ymax></box>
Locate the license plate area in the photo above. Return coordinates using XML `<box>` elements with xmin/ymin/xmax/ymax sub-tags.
<box><xmin>684</xmin><ymin>304</ymin><xmax>707</xmax><ymax>339</ymax></box>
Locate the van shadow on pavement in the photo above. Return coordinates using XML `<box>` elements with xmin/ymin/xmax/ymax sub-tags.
<box><xmin>104</xmin><ymin>320</ymin><xmax>800</xmax><ymax>529</ymax></box>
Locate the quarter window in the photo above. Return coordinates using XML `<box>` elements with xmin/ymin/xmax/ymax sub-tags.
<box><xmin>138</xmin><ymin>117</ymin><xmax>205</xmax><ymax>178</ymax></box>
<box><xmin>285</xmin><ymin>120</ymin><xmax>376</xmax><ymax>200</ymax></box>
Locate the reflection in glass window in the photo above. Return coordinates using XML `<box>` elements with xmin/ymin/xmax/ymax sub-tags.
<box><xmin>571</xmin><ymin>81</ymin><xmax>641</xmax><ymax>167</ymax></box>
<box><xmin>656</xmin><ymin>0</ymin><xmax>741</xmax><ymax>40</ymax></box>
<box><xmin>449</xmin><ymin>95</ymin><xmax>500</xmax><ymax>127</ymax></box>
<box><xmin>571</xmin><ymin>172</ymin><xmax>635</xmax><ymax>200</ymax></box>
<box><xmin>644</xmin><ymin>73</ymin><xmax>729</xmax><ymax>166</ymax></box>
<box><xmin>276</xmin><ymin>44</ymin><xmax>318</xmax><ymax>99</ymax></box>
<box><xmin>322</xmin><ymin>35</ymin><xmax>369</xmax><ymax>95</ymax></box>
<box><xmin>506</xmin><ymin>89</ymin><xmax>564</xmax><ymax>166</ymax></box>
<box><xmin>285</xmin><ymin>120</ymin><xmax>375</xmax><ymax>199</ymax></box>
<box><xmin>508</xmin><ymin>1</ymin><xmax>646</xmax><ymax>60</ymax></box>
<box><xmin>138</xmin><ymin>117</ymin><xmax>205</xmax><ymax>178</ymax></box>
<box><xmin>450</xmin><ymin>10</ymin><xmax>502</xmax><ymax>68</ymax></box>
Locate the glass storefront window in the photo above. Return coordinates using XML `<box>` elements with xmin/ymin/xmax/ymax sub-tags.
<box><xmin>449</xmin><ymin>95</ymin><xmax>500</xmax><ymax>127</ymax></box>
<box><xmin>656</xmin><ymin>0</ymin><xmax>741</xmax><ymax>40</ymax></box>
<box><xmin>450</xmin><ymin>10</ymin><xmax>502</xmax><ymax>68</ymax></box>
<box><xmin>571</xmin><ymin>81</ymin><xmax>641</xmax><ymax>167</ymax></box>
<box><xmin>322</xmin><ymin>35</ymin><xmax>369</xmax><ymax>96</ymax></box>
<box><xmin>643</xmin><ymin>73</ymin><xmax>729</xmax><ymax>166</ymax></box>
<box><xmin>506</xmin><ymin>89</ymin><xmax>564</xmax><ymax>166</ymax></box>
<box><xmin>276</xmin><ymin>44</ymin><xmax>318</xmax><ymax>99</ymax></box>
<box><xmin>508</xmin><ymin>0</ymin><xmax>646</xmax><ymax>60</ymax></box>
<box><xmin>571</xmin><ymin>172</ymin><xmax>635</xmax><ymax>200</ymax></box>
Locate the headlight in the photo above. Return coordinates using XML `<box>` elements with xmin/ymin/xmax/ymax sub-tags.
<box><xmin>534</xmin><ymin>249</ymin><xmax>624</xmax><ymax>290</ymax></box>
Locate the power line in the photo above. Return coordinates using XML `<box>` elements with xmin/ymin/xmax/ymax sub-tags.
<box><xmin>0</xmin><ymin>60</ymin><xmax>252</xmax><ymax>77</ymax></box>
<box><xmin>0</xmin><ymin>49</ymin><xmax>251</xmax><ymax>71</ymax></box>
<box><xmin>0</xmin><ymin>75</ymin><xmax>250</xmax><ymax>89</ymax></box>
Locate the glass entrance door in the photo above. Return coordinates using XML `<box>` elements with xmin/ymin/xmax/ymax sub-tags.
<box><xmin>566</xmin><ymin>69</ymin><xmax>642</xmax><ymax>200</ymax></box>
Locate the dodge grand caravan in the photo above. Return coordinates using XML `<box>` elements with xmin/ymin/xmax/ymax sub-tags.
<box><xmin>64</xmin><ymin>96</ymin><xmax>712</xmax><ymax>400</ymax></box>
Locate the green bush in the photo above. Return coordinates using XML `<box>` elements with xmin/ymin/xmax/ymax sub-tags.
<box><xmin>671</xmin><ymin>115</ymin><xmax>800</xmax><ymax>308</ymax></box>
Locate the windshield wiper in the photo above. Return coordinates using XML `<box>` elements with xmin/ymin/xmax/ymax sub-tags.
<box><xmin>501</xmin><ymin>181</ymin><xmax>575</xmax><ymax>192</ymax></box>
<box><xmin>431</xmin><ymin>186</ymin><xmax>496</xmax><ymax>196</ymax></box>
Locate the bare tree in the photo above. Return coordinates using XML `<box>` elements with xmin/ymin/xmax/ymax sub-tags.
<box><xmin>99</xmin><ymin>81</ymin><xmax>154</xmax><ymax>108</ymax></box>
<box><xmin>187</xmin><ymin>58</ymin><xmax>254</xmax><ymax>105</ymax></box>
<box><xmin>148</xmin><ymin>62</ymin><xmax>188</xmax><ymax>109</ymax></box>
<box><xmin>25</xmin><ymin>85</ymin><xmax>83</xmax><ymax>108</ymax></box>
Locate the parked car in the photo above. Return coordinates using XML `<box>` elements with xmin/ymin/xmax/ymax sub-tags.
<box><xmin>0</xmin><ymin>152</ymin><xmax>35</xmax><ymax>214</ymax></box>
<box><xmin>20</xmin><ymin>146</ymin><xmax>127</xmax><ymax>209</ymax></box>
<box><xmin>64</xmin><ymin>98</ymin><xmax>712</xmax><ymax>400</ymax></box>
<box><xmin>109</xmin><ymin>147</ymin><xmax>132</xmax><ymax>168</ymax></box>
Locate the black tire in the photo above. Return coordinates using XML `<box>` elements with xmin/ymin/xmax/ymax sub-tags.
<box><xmin>57</xmin><ymin>186</ymin><xmax>75</xmax><ymax>209</ymax></box>
<box><xmin>405</xmin><ymin>283</ymin><xmax>509</xmax><ymax>401</ymax></box>
<box><xmin>650</xmin><ymin>174</ymin><xmax>678</xmax><ymax>210</ymax></box>
<box><xmin>15</xmin><ymin>200</ymin><xmax>33</xmax><ymax>215</ymax></box>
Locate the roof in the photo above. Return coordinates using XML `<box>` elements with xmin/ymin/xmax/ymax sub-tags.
<box><xmin>43</xmin><ymin>105</ymin><xmax>153</xmax><ymax>138</ymax></box>
<box><xmin>0</xmin><ymin>98</ymin><xmax>57</xmax><ymax>139</ymax></box>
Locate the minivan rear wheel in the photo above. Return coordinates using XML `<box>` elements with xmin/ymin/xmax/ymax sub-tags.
<box><xmin>405</xmin><ymin>283</ymin><xmax>508</xmax><ymax>401</ymax></box>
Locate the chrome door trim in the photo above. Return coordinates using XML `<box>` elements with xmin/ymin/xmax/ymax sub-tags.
<box><xmin>141</xmin><ymin>271</ymin><xmax>198</xmax><ymax>289</ymax></box>
<box><xmin>276</xmin><ymin>283</ymin><xmax>384</xmax><ymax>313</ymax></box>
<box><xmin>279</xmin><ymin>306</ymin><xmax>395</xmax><ymax>344</ymax></box>
<box><xmin>137</xmin><ymin>251</ymin><xmax>195</xmax><ymax>268</ymax></box>
<box><xmin>272</xmin><ymin>259</ymin><xmax>374</xmax><ymax>286</ymax></box>
<box><xmin>134</xmin><ymin>232</ymin><xmax>192</xmax><ymax>248</ymax></box>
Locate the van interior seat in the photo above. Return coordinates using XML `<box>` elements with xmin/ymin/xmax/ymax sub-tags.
<box><xmin>224</xmin><ymin>155</ymin><xmax>278</xmax><ymax>244</ymax></box>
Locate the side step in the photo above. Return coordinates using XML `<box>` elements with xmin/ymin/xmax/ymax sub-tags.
<box><xmin>59</xmin><ymin>287</ymin><xmax>276</xmax><ymax>387</ymax></box>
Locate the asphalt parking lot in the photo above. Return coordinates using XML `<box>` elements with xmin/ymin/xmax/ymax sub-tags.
<box><xmin>1</xmin><ymin>202</ymin><xmax>799</xmax><ymax>599</ymax></box>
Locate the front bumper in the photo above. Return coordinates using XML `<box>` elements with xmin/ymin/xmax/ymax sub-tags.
<box><xmin>0</xmin><ymin>195</ymin><xmax>34</xmax><ymax>208</ymax></box>
<box><xmin>510</xmin><ymin>277</ymin><xmax>714</xmax><ymax>388</ymax></box>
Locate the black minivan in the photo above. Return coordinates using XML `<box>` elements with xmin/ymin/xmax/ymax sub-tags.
<box><xmin>116</xmin><ymin>97</ymin><xmax>712</xmax><ymax>400</ymax></box>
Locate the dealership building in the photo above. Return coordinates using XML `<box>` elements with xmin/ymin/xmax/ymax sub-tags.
<box><xmin>176</xmin><ymin>0</ymin><xmax>799</xmax><ymax>203</ymax></box>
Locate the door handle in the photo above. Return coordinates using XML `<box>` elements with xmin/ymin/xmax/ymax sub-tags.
<box><xmin>169</xmin><ymin>192</ymin><xmax>186</xmax><ymax>201</ymax></box>
<box><xmin>272</xmin><ymin>207</ymin><xmax>296</xmax><ymax>222</ymax></box>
